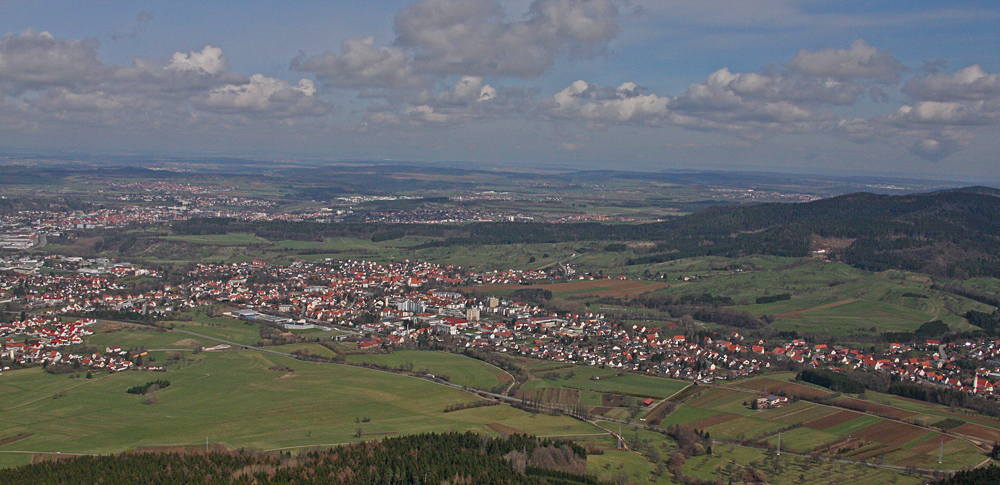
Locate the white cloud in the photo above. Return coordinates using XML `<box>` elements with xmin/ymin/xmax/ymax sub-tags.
<box><xmin>908</xmin><ymin>137</ymin><xmax>965</xmax><ymax>161</ymax></box>
<box><xmin>0</xmin><ymin>30</ymin><xmax>106</xmax><ymax>92</ymax></box>
<box><xmin>297</xmin><ymin>0</ymin><xmax>621</xmax><ymax>89</ymax></box>
<box><xmin>201</xmin><ymin>74</ymin><xmax>329</xmax><ymax>117</ymax></box>
<box><xmin>0</xmin><ymin>31</ymin><xmax>332</xmax><ymax>126</ymax></box>
<box><xmin>403</xmin><ymin>104</ymin><xmax>450</xmax><ymax>123</ymax></box>
<box><xmin>549</xmin><ymin>80</ymin><xmax>670</xmax><ymax>124</ymax></box>
<box><xmin>788</xmin><ymin>39</ymin><xmax>903</xmax><ymax>82</ymax></box>
<box><xmin>393</xmin><ymin>0</ymin><xmax>619</xmax><ymax>77</ymax></box>
<box><xmin>903</xmin><ymin>64</ymin><xmax>1000</xmax><ymax>102</ymax></box>
<box><xmin>892</xmin><ymin>101</ymin><xmax>980</xmax><ymax>124</ymax></box>
<box><xmin>33</xmin><ymin>88</ymin><xmax>132</xmax><ymax>112</ymax></box>
<box><xmin>291</xmin><ymin>36</ymin><xmax>422</xmax><ymax>89</ymax></box>
<box><xmin>435</xmin><ymin>76</ymin><xmax>497</xmax><ymax>103</ymax></box>
<box><xmin>165</xmin><ymin>45</ymin><xmax>227</xmax><ymax>75</ymax></box>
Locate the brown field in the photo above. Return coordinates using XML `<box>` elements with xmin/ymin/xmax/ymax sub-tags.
<box><xmin>686</xmin><ymin>388</ymin><xmax>744</xmax><ymax>408</ymax></box>
<box><xmin>590</xmin><ymin>406</ymin><xmax>612</xmax><ymax>415</ymax></box>
<box><xmin>946</xmin><ymin>412</ymin><xmax>1000</xmax><ymax>430</ymax></box>
<box><xmin>803</xmin><ymin>410</ymin><xmax>864</xmax><ymax>430</ymax></box>
<box><xmin>646</xmin><ymin>399</ymin><xmax>675</xmax><ymax>418</ymax></box>
<box><xmin>830</xmin><ymin>397</ymin><xmax>917</xmax><ymax>420</ymax></box>
<box><xmin>517</xmin><ymin>387</ymin><xmax>579</xmax><ymax>406</ymax></box>
<box><xmin>686</xmin><ymin>413</ymin><xmax>740</xmax><ymax>429</ymax></box>
<box><xmin>496</xmin><ymin>372</ymin><xmax>513</xmax><ymax>383</ymax></box>
<box><xmin>460</xmin><ymin>279</ymin><xmax>671</xmax><ymax>299</ymax></box>
<box><xmin>953</xmin><ymin>423</ymin><xmax>1000</xmax><ymax>442</ymax></box>
<box><xmin>602</xmin><ymin>393</ymin><xmax>628</xmax><ymax>407</ymax></box>
<box><xmin>853</xmin><ymin>420</ymin><xmax>927</xmax><ymax>448</ymax></box>
<box><xmin>0</xmin><ymin>433</ymin><xmax>32</xmax><ymax>447</ymax></box>
<box><xmin>765</xmin><ymin>403</ymin><xmax>838</xmax><ymax>424</ymax></box>
<box><xmin>734</xmin><ymin>378</ymin><xmax>833</xmax><ymax>400</ymax></box>
<box><xmin>668</xmin><ymin>385</ymin><xmax>702</xmax><ymax>403</ymax></box>
<box><xmin>849</xmin><ymin>445</ymin><xmax>896</xmax><ymax>461</ymax></box>
<box><xmin>487</xmin><ymin>423</ymin><xmax>524</xmax><ymax>437</ymax></box>
<box><xmin>911</xmin><ymin>435</ymin><xmax>954</xmax><ymax>454</ymax></box>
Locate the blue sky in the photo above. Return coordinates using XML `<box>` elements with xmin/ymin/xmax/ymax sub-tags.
<box><xmin>1</xmin><ymin>0</ymin><xmax>998</xmax><ymax>180</ymax></box>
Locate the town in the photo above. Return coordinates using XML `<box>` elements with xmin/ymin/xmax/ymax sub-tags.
<box><xmin>3</xmin><ymin>253</ymin><xmax>1000</xmax><ymax>408</ymax></box>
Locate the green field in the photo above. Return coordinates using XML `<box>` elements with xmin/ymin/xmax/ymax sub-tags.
<box><xmin>0</xmin><ymin>350</ymin><xmax>597</xmax><ymax>457</ymax></box>
<box><xmin>519</xmin><ymin>364</ymin><xmax>689</xmax><ymax>399</ymax></box>
<box><xmin>346</xmin><ymin>350</ymin><xmax>508</xmax><ymax>391</ymax></box>
<box><xmin>159</xmin><ymin>233</ymin><xmax>273</xmax><ymax>246</ymax></box>
<box><xmin>164</xmin><ymin>310</ymin><xmax>262</xmax><ymax>346</ymax></box>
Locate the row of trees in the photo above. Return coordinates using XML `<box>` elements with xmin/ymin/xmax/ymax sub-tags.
<box><xmin>797</xmin><ymin>369</ymin><xmax>866</xmax><ymax>394</ymax></box>
<box><xmin>0</xmin><ymin>432</ymin><xmax>601</xmax><ymax>485</ymax></box>
<box><xmin>125</xmin><ymin>380</ymin><xmax>170</xmax><ymax>395</ymax></box>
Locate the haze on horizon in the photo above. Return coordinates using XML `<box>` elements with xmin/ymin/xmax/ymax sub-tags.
<box><xmin>0</xmin><ymin>0</ymin><xmax>998</xmax><ymax>180</ymax></box>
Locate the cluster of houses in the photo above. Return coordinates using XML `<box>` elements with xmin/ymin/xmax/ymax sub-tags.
<box><xmin>0</xmin><ymin>264</ymin><xmax>180</xmax><ymax>316</ymax></box>
<box><xmin>0</xmin><ymin>196</ymin><xmax>369</xmax><ymax>241</ymax></box>
<box><xmin>0</xmin><ymin>315</ymin><xmax>154</xmax><ymax>372</ymax></box>
<box><xmin>4</xmin><ymin>253</ymin><xmax>1000</xmax><ymax>401</ymax></box>
<box><xmin>357</xmin><ymin>208</ymin><xmax>533</xmax><ymax>224</ymax></box>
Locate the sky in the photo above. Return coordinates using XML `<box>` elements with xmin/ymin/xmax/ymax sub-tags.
<box><xmin>0</xmin><ymin>0</ymin><xmax>998</xmax><ymax>180</ymax></box>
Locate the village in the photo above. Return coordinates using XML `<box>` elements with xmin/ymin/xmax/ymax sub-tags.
<box><xmin>2</xmin><ymin>254</ymin><xmax>1000</xmax><ymax>406</ymax></box>
<box><xmin>0</xmin><ymin>182</ymin><xmax>539</xmax><ymax>242</ymax></box>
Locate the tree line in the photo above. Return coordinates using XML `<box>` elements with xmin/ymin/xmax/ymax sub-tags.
<box><xmin>0</xmin><ymin>432</ymin><xmax>604</xmax><ymax>485</ymax></box>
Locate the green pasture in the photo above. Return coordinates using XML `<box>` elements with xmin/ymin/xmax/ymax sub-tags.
<box><xmin>345</xmin><ymin>350</ymin><xmax>507</xmax><ymax>391</ymax></box>
<box><xmin>619</xmin><ymin>257</ymin><xmax>990</xmax><ymax>334</ymax></box>
<box><xmin>587</xmin><ymin>448</ymin><xmax>672</xmax><ymax>485</ymax></box>
<box><xmin>519</xmin><ymin>365</ymin><xmax>688</xmax><ymax>399</ymax></box>
<box><xmin>86</xmin><ymin>325</ymin><xmax>201</xmax><ymax>351</ymax></box>
<box><xmin>164</xmin><ymin>311</ymin><xmax>262</xmax><ymax>346</ymax></box>
<box><xmin>762</xmin><ymin>427</ymin><xmax>838</xmax><ymax>452</ymax></box>
<box><xmin>824</xmin><ymin>414</ymin><xmax>882</xmax><ymax>436</ymax></box>
<box><xmin>0</xmin><ymin>351</ymin><xmax>597</xmax><ymax>459</ymax></box>
<box><xmin>657</xmin><ymin>405</ymin><xmax>721</xmax><ymax>426</ymax></box>
<box><xmin>159</xmin><ymin>233</ymin><xmax>272</xmax><ymax>246</ymax></box>
<box><xmin>268</xmin><ymin>342</ymin><xmax>340</xmax><ymax>358</ymax></box>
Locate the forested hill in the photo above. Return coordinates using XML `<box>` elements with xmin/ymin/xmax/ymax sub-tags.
<box><xmin>635</xmin><ymin>186</ymin><xmax>1000</xmax><ymax>277</ymax></box>
<box><xmin>0</xmin><ymin>432</ymin><xmax>607</xmax><ymax>485</ymax></box>
<box><xmin>169</xmin><ymin>188</ymin><xmax>1000</xmax><ymax>278</ymax></box>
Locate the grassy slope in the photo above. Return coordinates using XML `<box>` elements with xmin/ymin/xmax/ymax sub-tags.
<box><xmin>0</xmin><ymin>350</ymin><xmax>596</xmax><ymax>456</ymax></box>
<box><xmin>518</xmin><ymin>364</ymin><xmax>689</xmax><ymax>399</ymax></box>
<box><xmin>345</xmin><ymin>350</ymin><xmax>506</xmax><ymax>391</ymax></box>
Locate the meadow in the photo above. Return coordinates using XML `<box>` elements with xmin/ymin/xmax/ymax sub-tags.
<box><xmin>517</xmin><ymin>362</ymin><xmax>690</xmax><ymax>400</ymax></box>
<box><xmin>345</xmin><ymin>349</ymin><xmax>509</xmax><ymax>391</ymax></box>
<box><xmin>0</xmin><ymin>349</ymin><xmax>599</xmax><ymax>464</ymax></box>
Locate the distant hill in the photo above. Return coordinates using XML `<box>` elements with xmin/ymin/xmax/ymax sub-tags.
<box><xmin>930</xmin><ymin>185</ymin><xmax>1000</xmax><ymax>197</ymax></box>
<box><xmin>633</xmin><ymin>188</ymin><xmax>1000</xmax><ymax>278</ymax></box>
<box><xmin>168</xmin><ymin>187</ymin><xmax>1000</xmax><ymax>278</ymax></box>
